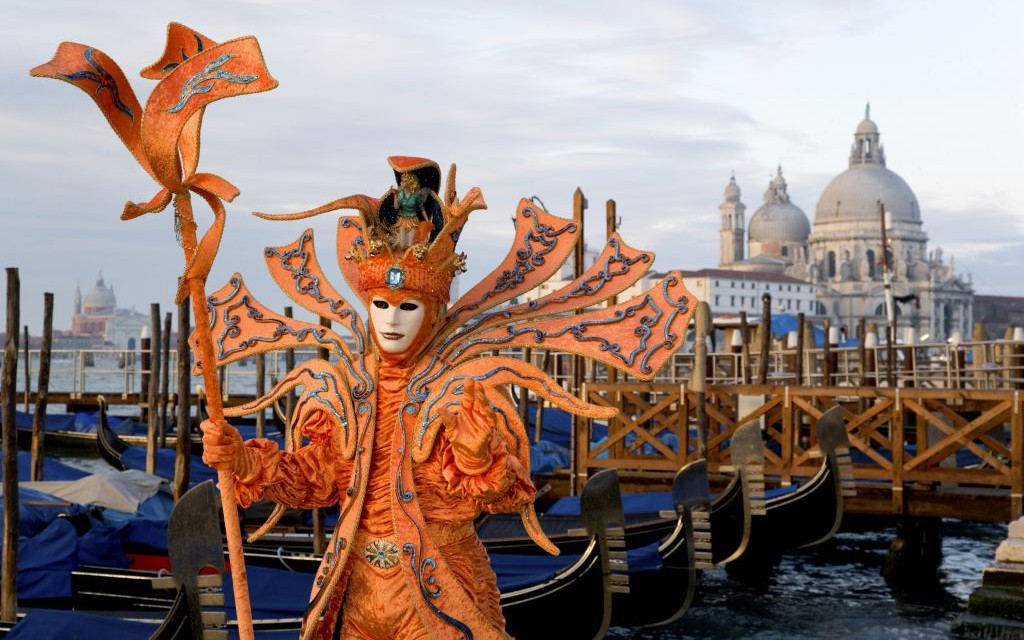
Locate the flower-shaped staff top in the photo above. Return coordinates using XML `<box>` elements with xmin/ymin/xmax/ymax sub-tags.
<box><xmin>30</xmin><ymin>22</ymin><xmax>278</xmax><ymax>302</ymax></box>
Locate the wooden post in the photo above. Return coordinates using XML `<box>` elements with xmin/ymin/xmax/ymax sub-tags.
<box><xmin>30</xmin><ymin>293</ymin><xmax>54</xmax><ymax>482</ymax></box>
<box><xmin>857</xmin><ymin>318</ymin><xmax>868</xmax><ymax>386</ymax></box>
<box><xmin>146</xmin><ymin>304</ymin><xmax>161</xmax><ymax>476</ymax></box>
<box><xmin>255</xmin><ymin>353</ymin><xmax>266</xmax><ymax>439</ymax></box>
<box><xmin>795</xmin><ymin>312</ymin><xmax>806</xmax><ymax>386</ymax></box>
<box><xmin>571</xmin><ymin>188</ymin><xmax>587</xmax><ymax>494</ymax></box>
<box><xmin>604</xmin><ymin>199</ymin><xmax>623</xmax><ymax>458</ymax></box>
<box><xmin>535</xmin><ymin>351</ymin><xmax>551</xmax><ymax>443</ymax></box>
<box><xmin>758</xmin><ymin>293</ymin><xmax>771</xmax><ymax>384</ymax></box>
<box><xmin>159</xmin><ymin>311</ymin><xmax>172</xmax><ymax>449</ymax></box>
<box><xmin>141</xmin><ymin>324</ymin><xmax>152</xmax><ymax>412</ymax></box>
<box><xmin>173</xmin><ymin>299</ymin><xmax>192</xmax><ymax>501</ymax></box>
<box><xmin>864</xmin><ymin>322</ymin><xmax>879</xmax><ymax>388</ymax></box>
<box><xmin>823</xmin><ymin>319</ymin><xmax>835</xmax><ymax>386</ymax></box>
<box><xmin>22</xmin><ymin>326</ymin><xmax>29</xmax><ymax>413</ymax></box>
<box><xmin>283</xmin><ymin>306</ymin><xmax>296</xmax><ymax>425</ymax></box>
<box><xmin>2</xmin><ymin>268</ymin><xmax>20</xmax><ymax>622</ymax></box>
<box><xmin>739</xmin><ymin>311</ymin><xmax>751</xmax><ymax>384</ymax></box>
<box><xmin>902</xmin><ymin>327</ymin><xmax>917</xmax><ymax>389</ymax></box>
<box><xmin>690</xmin><ymin>302</ymin><xmax>711</xmax><ymax>457</ymax></box>
<box><xmin>519</xmin><ymin>347</ymin><xmax>532</xmax><ymax>430</ymax></box>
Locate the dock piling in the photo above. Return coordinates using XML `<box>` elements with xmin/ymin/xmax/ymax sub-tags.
<box><xmin>2</xmin><ymin>267</ymin><xmax>21</xmax><ymax>622</ymax></box>
<box><xmin>30</xmin><ymin>292</ymin><xmax>53</xmax><ymax>482</ymax></box>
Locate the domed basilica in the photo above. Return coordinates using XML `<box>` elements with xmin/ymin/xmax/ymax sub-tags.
<box><xmin>71</xmin><ymin>274</ymin><xmax>149</xmax><ymax>348</ymax></box>
<box><xmin>719</xmin><ymin>107</ymin><xmax>973</xmax><ymax>342</ymax></box>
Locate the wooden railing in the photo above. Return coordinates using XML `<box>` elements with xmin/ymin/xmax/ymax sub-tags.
<box><xmin>578</xmin><ymin>383</ymin><xmax>1024</xmax><ymax>521</ymax></box>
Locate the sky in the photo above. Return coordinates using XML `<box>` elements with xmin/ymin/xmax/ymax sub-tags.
<box><xmin>2</xmin><ymin>1</ymin><xmax>1023</xmax><ymax>334</ymax></box>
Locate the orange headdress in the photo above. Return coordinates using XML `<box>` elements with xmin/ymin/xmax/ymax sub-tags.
<box><xmin>255</xmin><ymin>156</ymin><xmax>486</xmax><ymax>306</ymax></box>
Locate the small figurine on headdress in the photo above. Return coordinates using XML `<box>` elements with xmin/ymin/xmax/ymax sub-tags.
<box><xmin>199</xmin><ymin>156</ymin><xmax>696</xmax><ymax>639</ymax></box>
<box><xmin>380</xmin><ymin>156</ymin><xmax>444</xmax><ymax>248</ymax></box>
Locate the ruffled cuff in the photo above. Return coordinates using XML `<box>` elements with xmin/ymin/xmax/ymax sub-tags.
<box><xmin>441</xmin><ymin>432</ymin><xmax>535</xmax><ymax>510</ymax></box>
<box><xmin>233</xmin><ymin>439</ymin><xmax>281</xmax><ymax>508</ymax></box>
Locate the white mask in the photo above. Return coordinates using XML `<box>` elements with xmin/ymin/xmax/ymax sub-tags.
<box><xmin>369</xmin><ymin>296</ymin><xmax>426</xmax><ymax>354</ymax></box>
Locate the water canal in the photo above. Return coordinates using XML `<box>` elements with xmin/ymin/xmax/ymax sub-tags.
<box><xmin>608</xmin><ymin>518</ymin><xmax>1003</xmax><ymax>639</ymax></box>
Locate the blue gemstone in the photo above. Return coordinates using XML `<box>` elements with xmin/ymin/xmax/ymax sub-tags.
<box><xmin>385</xmin><ymin>265</ymin><xmax>406</xmax><ymax>290</ymax></box>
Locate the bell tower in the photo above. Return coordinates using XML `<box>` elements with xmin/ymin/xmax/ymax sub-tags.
<box><xmin>719</xmin><ymin>173</ymin><xmax>746</xmax><ymax>267</ymax></box>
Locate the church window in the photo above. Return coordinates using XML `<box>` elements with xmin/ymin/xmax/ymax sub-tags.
<box><xmin>781</xmin><ymin>246</ymin><xmax>789</xmax><ymax>257</ymax></box>
<box><xmin>827</xmin><ymin>251</ymin><xmax>837</xmax><ymax>278</ymax></box>
<box><xmin>866</xmin><ymin>250</ymin><xmax>876</xmax><ymax>279</ymax></box>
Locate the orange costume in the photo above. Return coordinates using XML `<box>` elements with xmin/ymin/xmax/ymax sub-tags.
<box><xmin>30</xmin><ymin>21</ymin><xmax>696</xmax><ymax>640</ymax></box>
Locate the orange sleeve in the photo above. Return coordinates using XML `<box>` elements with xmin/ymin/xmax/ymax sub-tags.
<box><xmin>233</xmin><ymin>411</ymin><xmax>344</xmax><ymax>509</ymax></box>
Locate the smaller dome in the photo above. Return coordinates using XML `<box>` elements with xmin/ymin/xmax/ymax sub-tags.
<box><xmin>748</xmin><ymin>167</ymin><xmax>811</xmax><ymax>243</ymax></box>
<box><xmin>83</xmin><ymin>275</ymin><xmax>116</xmax><ymax>313</ymax></box>
<box><xmin>723</xmin><ymin>175</ymin><xmax>741</xmax><ymax>203</ymax></box>
<box><xmin>856</xmin><ymin>117</ymin><xmax>878</xmax><ymax>135</ymax></box>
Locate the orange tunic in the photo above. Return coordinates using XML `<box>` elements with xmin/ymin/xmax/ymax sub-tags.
<box><xmin>232</xmin><ymin>360</ymin><xmax>534</xmax><ymax>639</ymax></box>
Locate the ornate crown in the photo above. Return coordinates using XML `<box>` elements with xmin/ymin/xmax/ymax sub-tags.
<box><xmin>255</xmin><ymin>156</ymin><xmax>486</xmax><ymax>304</ymax></box>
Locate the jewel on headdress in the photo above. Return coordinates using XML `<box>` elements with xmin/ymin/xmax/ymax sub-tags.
<box><xmin>385</xmin><ymin>265</ymin><xmax>407</xmax><ymax>290</ymax></box>
<box><xmin>343</xmin><ymin>157</ymin><xmax>485</xmax><ymax>303</ymax></box>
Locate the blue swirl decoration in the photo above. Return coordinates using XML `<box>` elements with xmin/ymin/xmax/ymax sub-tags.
<box><xmin>166</xmin><ymin>53</ymin><xmax>258</xmax><ymax>113</ymax></box>
<box><xmin>60</xmin><ymin>48</ymin><xmax>135</xmax><ymax>123</ymax></box>
<box><xmin>264</xmin><ymin>231</ymin><xmax>372</xmax><ymax>398</ymax></box>
<box><xmin>206</xmin><ymin>277</ymin><xmax>348</xmax><ymax>361</ymax></box>
<box><xmin>401</xmin><ymin>543</ymin><xmax>474</xmax><ymax>639</ymax></box>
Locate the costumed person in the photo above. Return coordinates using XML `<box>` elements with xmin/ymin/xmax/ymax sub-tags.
<box><xmin>198</xmin><ymin>155</ymin><xmax>696</xmax><ymax>640</ymax></box>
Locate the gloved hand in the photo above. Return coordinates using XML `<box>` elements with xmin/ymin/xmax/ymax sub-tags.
<box><xmin>442</xmin><ymin>379</ymin><xmax>496</xmax><ymax>475</ymax></box>
<box><xmin>200</xmin><ymin>419</ymin><xmax>258</xmax><ymax>479</ymax></box>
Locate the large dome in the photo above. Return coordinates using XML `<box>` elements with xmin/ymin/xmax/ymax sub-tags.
<box><xmin>748</xmin><ymin>167</ymin><xmax>810</xmax><ymax>242</ymax></box>
<box><xmin>815</xmin><ymin>108</ymin><xmax>920</xmax><ymax>224</ymax></box>
<box><xmin>815</xmin><ymin>164</ymin><xmax>919</xmax><ymax>223</ymax></box>
<box><xmin>83</xmin><ymin>276</ymin><xmax>116</xmax><ymax>314</ymax></box>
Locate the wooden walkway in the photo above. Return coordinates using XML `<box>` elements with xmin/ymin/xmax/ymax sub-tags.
<box><xmin>570</xmin><ymin>383</ymin><xmax>1022</xmax><ymax>523</ymax></box>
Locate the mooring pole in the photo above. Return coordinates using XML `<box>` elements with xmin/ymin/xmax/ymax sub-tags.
<box><xmin>255</xmin><ymin>353</ymin><xmax>266</xmax><ymax>439</ymax></box>
<box><xmin>159</xmin><ymin>311</ymin><xmax>172</xmax><ymax>449</ymax></box>
<box><xmin>22</xmin><ymin>326</ymin><xmax>29</xmax><ymax>413</ymax></box>
<box><xmin>283</xmin><ymin>306</ymin><xmax>296</xmax><ymax>426</ymax></box>
<box><xmin>146</xmin><ymin>303</ymin><xmax>161</xmax><ymax>475</ymax></box>
<box><xmin>880</xmin><ymin>201</ymin><xmax>897</xmax><ymax>387</ymax></box>
<box><xmin>795</xmin><ymin>312</ymin><xmax>806</xmax><ymax>386</ymax></box>
<box><xmin>31</xmin><ymin>292</ymin><xmax>54</xmax><ymax>482</ymax></box>
<box><xmin>173</xmin><ymin>298</ymin><xmax>192</xmax><ymax>501</ymax></box>
<box><xmin>571</xmin><ymin>187</ymin><xmax>587</xmax><ymax>495</ymax></box>
<box><xmin>758</xmin><ymin>293</ymin><xmax>771</xmax><ymax>384</ymax></box>
<box><xmin>2</xmin><ymin>268</ymin><xmax>21</xmax><ymax>622</ymax></box>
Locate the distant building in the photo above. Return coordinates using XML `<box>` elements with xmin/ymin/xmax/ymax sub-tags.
<box><xmin>719</xmin><ymin>106</ymin><xmax>973</xmax><ymax>342</ymax></box>
<box><xmin>679</xmin><ymin>269</ymin><xmax>817</xmax><ymax>318</ymax></box>
<box><xmin>70</xmin><ymin>274</ymin><xmax>149</xmax><ymax>349</ymax></box>
<box><xmin>973</xmin><ymin>295</ymin><xmax>1024</xmax><ymax>340</ymax></box>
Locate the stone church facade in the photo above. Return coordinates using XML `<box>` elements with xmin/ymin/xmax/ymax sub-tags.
<box><xmin>720</xmin><ymin>107</ymin><xmax>973</xmax><ymax>342</ymax></box>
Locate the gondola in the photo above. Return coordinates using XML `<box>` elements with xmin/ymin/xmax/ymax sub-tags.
<box><xmin>20</xmin><ymin>470</ymin><xmax>627</xmax><ymax>640</ymax></box>
<box><xmin>95</xmin><ymin>398</ymin><xmax>233</xmax><ymax>488</ymax></box>
<box><xmin>477</xmin><ymin>459</ymin><xmax>713</xmax><ymax>629</ymax></box>
<box><xmin>724</xmin><ymin>406</ymin><xmax>856</xmax><ymax>577</ymax></box>
<box><xmin>16</xmin><ymin>406</ymin><xmax>200</xmax><ymax>455</ymax></box>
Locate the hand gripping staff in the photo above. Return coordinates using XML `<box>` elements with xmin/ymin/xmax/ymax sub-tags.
<box><xmin>31</xmin><ymin>23</ymin><xmax>278</xmax><ymax>640</ymax></box>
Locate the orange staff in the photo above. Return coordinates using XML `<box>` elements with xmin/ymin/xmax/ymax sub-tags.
<box><xmin>31</xmin><ymin>23</ymin><xmax>278</xmax><ymax>640</ymax></box>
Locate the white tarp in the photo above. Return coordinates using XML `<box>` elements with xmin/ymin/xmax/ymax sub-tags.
<box><xmin>19</xmin><ymin>469</ymin><xmax>164</xmax><ymax>513</ymax></box>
